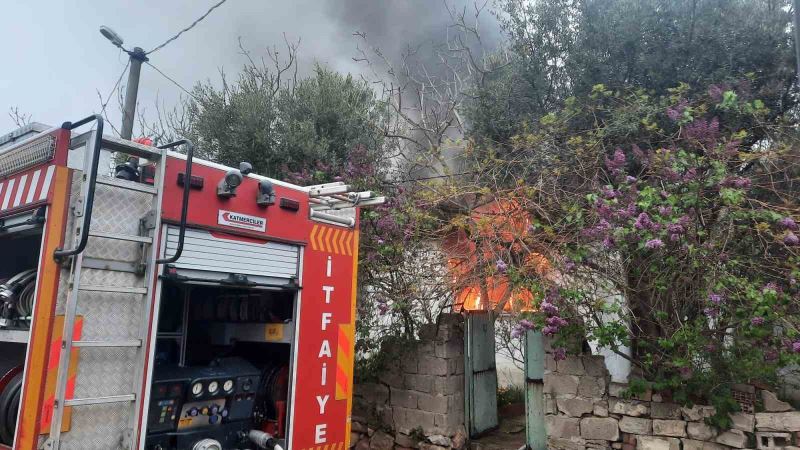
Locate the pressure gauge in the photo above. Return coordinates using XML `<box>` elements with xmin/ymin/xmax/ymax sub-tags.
<box><xmin>223</xmin><ymin>380</ymin><xmax>234</xmax><ymax>393</ymax></box>
<box><xmin>191</xmin><ymin>382</ymin><xmax>203</xmax><ymax>396</ymax></box>
<box><xmin>208</xmin><ymin>381</ymin><xmax>219</xmax><ymax>394</ymax></box>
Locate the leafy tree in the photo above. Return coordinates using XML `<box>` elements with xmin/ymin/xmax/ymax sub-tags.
<box><xmin>467</xmin><ymin>0</ymin><xmax>795</xmax><ymax>144</ymax></box>
<box><xmin>146</xmin><ymin>46</ymin><xmax>389</xmax><ymax>182</ymax></box>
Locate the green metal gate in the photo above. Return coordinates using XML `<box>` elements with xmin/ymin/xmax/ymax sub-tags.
<box><xmin>524</xmin><ymin>331</ymin><xmax>547</xmax><ymax>449</ymax></box>
<box><xmin>464</xmin><ymin>311</ymin><xmax>499</xmax><ymax>437</ymax></box>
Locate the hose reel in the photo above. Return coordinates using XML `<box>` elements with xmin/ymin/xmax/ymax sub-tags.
<box><xmin>0</xmin><ymin>269</ymin><xmax>37</xmax><ymax>328</ymax></box>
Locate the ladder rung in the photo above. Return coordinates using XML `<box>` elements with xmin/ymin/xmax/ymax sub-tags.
<box><xmin>64</xmin><ymin>394</ymin><xmax>135</xmax><ymax>407</ymax></box>
<box><xmin>88</xmin><ymin>230</ymin><xmax>152</xmax><ymax>244</ymax></box>
<box><xmin>72</xmin><ymin>340</ymin><xmax>141</xmax><ymax>348</ymax></box>
<box><xmin>78</xmin><ymin>285</ymin><xmax>148</xmax><ymax>295</ymax></box>
<box><xmin>96</xmin><ymin>176</ymin><xmax>158</xmax><ymax>194</ymax></box>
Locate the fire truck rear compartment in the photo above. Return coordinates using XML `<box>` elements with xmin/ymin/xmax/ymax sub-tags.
<box><xmin>147</xmin><ymin>281</ymin><xmax>294</xmax><ymax>450</ymax></box>
<box><xmin>0</xmin><ymin>225</ymin><xmax>43</xmax><ymax>445</ymax></box>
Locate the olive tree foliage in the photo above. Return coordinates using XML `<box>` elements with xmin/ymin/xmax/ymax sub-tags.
<box><xmin>467</xmin><ymin>0</ymin><xmax>796</xmax><ymax>145</ymax></box>
<box><xmin>142</xmin><ymin>39</ymin><xmax>391</xmax><ymax>182</ymax></box>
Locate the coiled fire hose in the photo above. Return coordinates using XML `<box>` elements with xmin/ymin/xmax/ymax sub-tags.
<box><xmin>0</xmin><ymin>269</ymin><xmax>37</xmax><ymax>328</ymax></box>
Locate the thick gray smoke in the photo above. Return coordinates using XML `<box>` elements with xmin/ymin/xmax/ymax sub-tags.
<box><xmin>1</xmin><ymin>0</ymin><xmax>503</xmax><ymax>133</ymax></box>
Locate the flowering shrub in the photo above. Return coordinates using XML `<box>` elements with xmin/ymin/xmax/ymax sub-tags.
<box><xmin>429</xmin><ymin>81</ymin><xmax>800</xmax><ymax>424</ymax></box>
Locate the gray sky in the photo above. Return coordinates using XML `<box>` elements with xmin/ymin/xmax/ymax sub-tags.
<box><xmin>1</xmin><ymin>0</ymin><xmax>502</xmax><ymax>135</ymax></box>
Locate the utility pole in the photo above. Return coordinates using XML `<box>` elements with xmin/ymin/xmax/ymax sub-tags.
<box><xmin>120</xmin><ymin>47</ymin><xmax>148</xmax><ymax>140</ymax></box>
<box><xmin>794</xmin><ymin>0</ymin><xmax>800</xmax><ymax>90</ymax></box>
<box><xmin>100</xmin><ymin>26</ymin><xmax>148</xmax><ymax>141</ymax></box>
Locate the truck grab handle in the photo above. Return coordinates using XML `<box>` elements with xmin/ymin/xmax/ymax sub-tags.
<box><xmin>53</xmin><ymin>114</ymin><xmax>104</xmax><ymax>262</ymax></box>
<box><xmin>155</xmin><ymin>139</ymin><xmax>194</xmax><ymax>264</ymax></box>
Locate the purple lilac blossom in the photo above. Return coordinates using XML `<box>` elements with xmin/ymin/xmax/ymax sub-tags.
<box><xmin>779</xmin><ymin>217</ymin><xmax>798</xmax><ymax>231</ymax></box>
<box><xmin>605</xmin><ymin>148</ymin><xmax>626</xmax><ymax>174</ymax></box>
<box><xmin>634</xmin><ymin>213</ymin><xmax>653</xmax><ymax>230</ymax></box>
<box><xmin>667</xmin><ymin>223</ymin><xmax>684</xmax><ymax>235</ymax></box>
<box><xmin>708</xmin><ymin>293</ymin><xmax>723</xmax><ymax>305</ymax></box>
<box><xmin>645</xmin><ymin>239</ymin><xmax>664</xmax><ymax>249</ymax></box>
<box><xmin>552</xmin><ymin>348</ymin><xmax>567</xmax><ymax>361</ymax></box>
<box><xmin>751</xmin><ymin>317</ymin><xmax>765</xmax><ymax>326</ymax></box>
<box><xmin>657</xmin><ymin>206</ymin><xmax>672</xmax><ymax>216</ymax></box>
<box><xmin>785</xmin><ymin>232</ymin><xmax>800</xmax><ymax>246</ymax></box>
<box><xmin>496</xmin><ymin>259</ymin><xmax>508</xmax><ymax>273</ymax></box>
<box><xmin>703</xmin><ymin>307</ymin><xmax>719</xmax><ymax>318</ymax></box>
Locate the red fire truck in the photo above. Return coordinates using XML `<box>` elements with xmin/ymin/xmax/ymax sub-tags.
<box><xmin>0</xmin><ymin>115</ymin><xmax>382</xmax><ymax>450</ymax></box>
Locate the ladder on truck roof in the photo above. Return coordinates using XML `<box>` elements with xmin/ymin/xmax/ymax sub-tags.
<box><xmin>43</xmin><ymin>116</ymin><xmax>193</xmax><ymax>450</ymax></box>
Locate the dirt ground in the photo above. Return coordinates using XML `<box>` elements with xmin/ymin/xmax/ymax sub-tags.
<box><xmin>469</xmin><ymin>414</ymin><xmax>527</xmax><ymax>450</ymax></box>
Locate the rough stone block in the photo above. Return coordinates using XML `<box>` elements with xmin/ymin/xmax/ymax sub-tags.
<box><xmin>379</xmin><ymin>371</ymin><xmax>403</xmax><ymax>387</ymax></box>
<box><xmin>418</xmin><ymin>341</ymin><xmax>435</xmax><ymax>356</ymax></box>
<box><xmin>595</xmin><ymin>401</ymin><xmax>610</xmax><ymax>417</ymax></box>
<box><xmin>545</xmin><ymin>355</ymin><xmax>558</xmax><ymax>372</ymax></box>
<box><xmin>405</xmin><ymin>374</ymin><xmax>434</xmax><ymax>393</ymax></box>
<box><xmin>417</xmin><ymin>393</ymin><xmax>448</xmax><ymax>414</ymax></box>
<box><xmin>681</xmin><ymin>405</ymin><xmax>716</xmax><ymax>422</ymax></box>
<box><xmin>434</xmin><ymin>341</ymin><xmax>463</xmax><ymax>359</ymax></box>
<box><xmin>652</xmin><ymin>394</ymin><xmax>663</xmax><ymax>403</ymax></box>
<box><xmin>433</xmin><ymin>375</ymin><xmax>462</xmax><ymax>396</ymax></box>
<box><xmin>652</xmin><ymin>420</ymin><xmax>686</xmax><ymax>437</ymax></box>
<box><xmin>392</xmin><ymin>407</ymin><xmax>436</xmax><ymax>435</ymax></box>
<box><xmin>756</xmin><ymin>412</ymin><xmax>800</xmax><ymax>431</ymax></box>
<box><xmin>651</xmin><ymin>403</ymin><xmax>682</xmax><ymax>419</ymax></box>
<box><xmin>686</xmin><ymin>422</ymin><xmax>717</xmax><ymax>440</ymax></box>
<box><xmin>761</xmin><ymin>390</ymin><xmax>792</xmax><ymax>412</ymax></box>
<box><xmin>609</xmin><ymin>382</ymin><xmax>628</xmax><ymax>398</ymax></box>
<box><xmin>369</xmin><ymin>431</ymin><xmax>394</xmax><ymax>450</ymax></box>
<box><xmin>755</xmin><ymin>431</ymin><xmax>793</xmax><ymax>449</ymax></box>
<box><xmin>584</xmin><ymin>355</ymin><xmax>610</xmax><ymax>377</ymax></box>
<box><xmin>681</xmin><ymin>439</ymin><xmax>727</xmax><ymax>450</ymax></box>
<box><xmin>433</xmin><ymin>411</ymin><xmax>462</xmax><ymax>435</ymax></box>
<box><xmin>549</xmin><ymin>437</ymin><xmax>588</xmax><ymax>450</ymax></box>
<box><xmin>636</xmin><ymin>436</ymin><xmax>680</xmax><ymax>450</ymax></box>
<box><xmin>391</xmin><ymin>388</ymin><xmax>418</xmax><ymax>409</ymax></box>
<box><xmin>355</xmin><ymin>437</ymin><xmax>370</xmax><ymax>450</ymax></box>
<box><xmin>417</xmin><ymin>443</ymin><xmax>447</xmax><ymax>450</ymax></box>
<box><xmin>557</xmin><ymin>356</ymin><xmax>586</xmax><ymax>375</ymax></box>
<box><xmin>619</xmin><ymin>416</ymin><xmax>651</xmax><ymax>434</ymax></box>
<box><xmin>393</xmin><ymin>433</ymin><xmax>420</xmax><ymax>448</ymax></box>
<box><xmin>546</xmin><ymin>416</ymin><xmax>580</xmax><ymax>438</ymax></box>
<box><xmin>715</xmin><ymin>429</ymin><xmax>748</xmax><ymax>448</ymax></box>
<box><xmin>581</xmin><ymin>417</ymin><xmax>620</xmax><ymax>441</ymax></box>
<box><xmin>729</xmin><ymin>413</ymin><xmax>754</xmax><ymax>433</ymax></box>
<box><xmin>427</xmin><ymin>435</ymin><xmax>451</xmax><ymax>447</ymax></box>
<box><xmin>609</xmin><ymin>399</ymin><xmax>650</xmax><ymax>417</ymax></box>
<box><xmin>557</xmin><ymin>397</ymin><xmax>595</xmax><ymax>417</ymax></box>
<box><xmin>447</xmin><ymin>358</ymin><xmax>464</xmax><ymax>375</ymax></box>
<box><xmin>355</xmin><ymin>383</ymin><xmax>390</xmax><ymax>404</ymax></box>
<box><xmin>579</xmin><ymin>376</ymin><xmax>607</xmax><ymax>397</ymax></box>
<box><xmin>545</xmin><ymin>373</ymin><xmax>579</xmax><ymax>396</ymax></box>
<box><xmin>418</xmin><ymin>356</ymin><xmax>448</xmax><ymax>376</ymax></box>
<box><xmin>546</xmin><ymin>396</ymin><xmax>558</xmax><ymax>414</ymax></box>
<box><xmin>402</xmin><ymin>355</ymin><xmax>419</xmax><ymax>374</ymax></box>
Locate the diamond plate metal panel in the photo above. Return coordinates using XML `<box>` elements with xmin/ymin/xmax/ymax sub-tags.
<box><xmin>83</xmin><ymin>237</ymin><xmax>143</xmax><ymax>263</ymax></box>
<box><xmin>89</xmin><ymin>180</ymin><xmax>154</xmax><ymax>236</ymax></box>
<box><xmin>73</xmin><ymin>347</ymin><xmax>137</xmax><ymax>398</ymax></box>
<box><xmin>58</xmin><ymin>402</ymin><xmax>132</xmax><ymax>450</ymax></box>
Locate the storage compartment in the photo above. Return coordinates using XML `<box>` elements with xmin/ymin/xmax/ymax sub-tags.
<box><xmin>0</xmin><ymin>211</ymin><xmax>44</xmax><ymax>445</ymax></box>
<box><xmin>146</xmin><ymin>281</ymin><xmax>296</xmax><ymax>450</ymax></box>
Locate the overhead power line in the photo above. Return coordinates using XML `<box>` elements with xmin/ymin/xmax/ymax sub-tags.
<box><xmin>147</xmin><ymin>0</ymin><xmax>228</xmax><ymax>55</ymax></box>
<box><xmin>145</xmin><ymin>61</ymin><xmax>199</xmax><ymax>101</ymax></box>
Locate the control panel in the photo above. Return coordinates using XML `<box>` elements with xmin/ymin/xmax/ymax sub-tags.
<box><xmin>145</xmin><ymin>358</ymin><xmax>261</xmax><ymax>450</ymax></box>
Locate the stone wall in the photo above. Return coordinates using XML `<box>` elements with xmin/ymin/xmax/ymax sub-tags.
<box><xmin>351</xmin><ymin>314</ymin><xmax>467</xmax><ymax>450</ymax></box>
<box><xmin>544</xmin><ymin>353</ymin><xmax>800</xmax><ymax>449</ymax></box>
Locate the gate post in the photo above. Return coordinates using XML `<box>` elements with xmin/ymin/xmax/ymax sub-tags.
<box><xmin>524</xmin><ymin>330</ymin><xmax>547</xmax><ymax>450</ymax></box>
